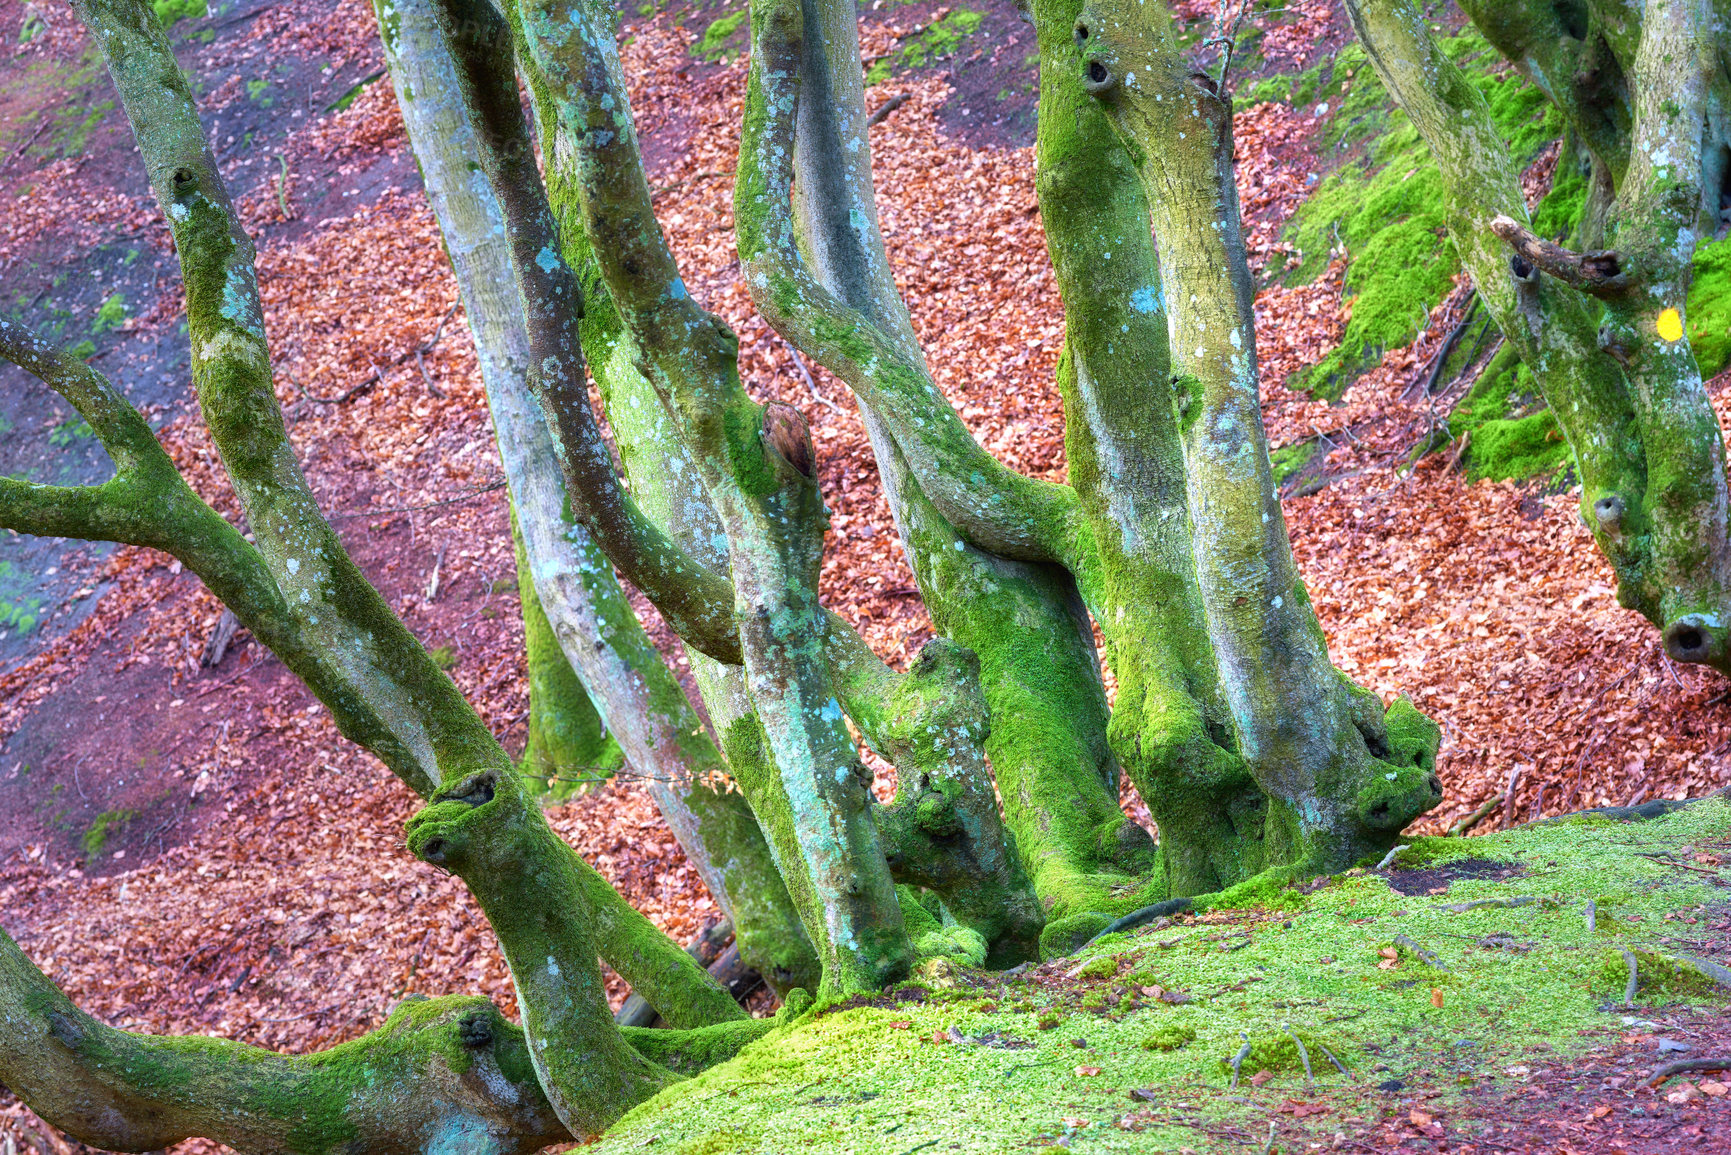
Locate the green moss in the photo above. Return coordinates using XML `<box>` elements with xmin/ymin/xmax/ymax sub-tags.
<box><xmin>1687</xmin><ymin>235</ymin><xmax>1731</xmax><ymax>380</ymax></box>
<box><xmin>1465</xmin><ymin>410</ymin><xmax>1571</xmax><ymax>482</ymax></box>
<box><xmin>1600</xmin><ymin>948</ymin><xmax>1727</xmax><ymax>1001</ymax></box>
<box><xmin>80</xmin><ymin>809</ymin><xmax>136</xmax><ymax>862</ymax></box>
<box><xmin>695</xmin><ymin>10</ymin><xmax>747</xmax><ymax>62</ymax></box>
<box><xmin>1269</xmin><ymin>439</ymin><xmax>1319</xmax><ymax>486</ymax></box>
<box><xmin>865</xmin><ymin>9</ymin><xmax>983</xmax><ymax>84</ymax></box>
<box><xmin>151</xmin><ymin>0</ymin><xmax>207</xmax><ymax>26</ymax></box>
<box><xmin>1142</xmin><ymin>1024</ymin><xmax>1196</xmax><ymax>1051</ymax></box>
<box><xmin>1077</xmin><ymin>954</ymin><xmax>1119</xmax><ymax>980</ymax></box>
<box><xmin>1220</xmin><ymin>1030</ymin><xmax>1346</xmax><ymax>1077</ymax></box>
<box><xmin>1281</xmin><ymin>36</ymin><xmax>1559</xmax><ymax>399</ymax></box>
<box><xmin>1191</xmin><ymin>868</ymin><xmax>1305</xmax><ymax>913</ymax></box>
<box><xmin>581</xmin><ymin>799</ymin><xmax>1731</xmax><ymax>1153</ymax></box>
<box><xmin>427</xmin><ymin>644</ymin><xmax>457</xmax><ymax>670</ymax></box>
<box><xmin>1442</xmin><ymin>344</ymin><xmax>1574</xmax><ymax>482</ymax></box>
<box><xmin>91</xmin><ymin>292</ymin><xmax>128</xmax><ymax>334</ymax></box>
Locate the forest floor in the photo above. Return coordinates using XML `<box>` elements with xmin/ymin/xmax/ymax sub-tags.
<box><xmin>0</xmin><ymin>0</ymin><xmax>1727</xmax><ymax>1151</ymax></box>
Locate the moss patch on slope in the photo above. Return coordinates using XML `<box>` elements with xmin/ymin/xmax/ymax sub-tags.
<box><xmin>1271</xmin><ymin>36</ymin><xmax>1560</xmax><ymax>401</ymax></box>
<box><xmin>1688</xmin><ymin>235</ymin><xmax>1731</xmax><ymax>381</ymax></box>
<box><xmin>589</xmin><ymin>798</ymin><xmax>1729</xmax><ymax>1153</ymax></box>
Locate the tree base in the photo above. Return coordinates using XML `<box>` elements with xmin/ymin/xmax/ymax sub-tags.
<box><xmin>585</xmin><ymin>793</ymin><xmax>1731</xmax><ymax>1152</ymax></box>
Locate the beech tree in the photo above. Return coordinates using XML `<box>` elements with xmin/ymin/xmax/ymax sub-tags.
<box><xmin>0</xmin><ymin>0</ymin><xmax>1477</xmax><ymax>1148</ymax></box>
<box><xmin>1345</xmin><ymin>0</ymin><xmax>1731</xmax><ymax>673</ymax></box>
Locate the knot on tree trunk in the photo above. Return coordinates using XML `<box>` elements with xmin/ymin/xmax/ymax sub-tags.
<box><xmin>1663</xmin><ymin>614</ymin><xmax>1723</xmax><ymax>667</ymax></box>
<box><xmin>761</xmin><ymin>401</ymin><xmax>815</xmax><ymax>478</ymax></box>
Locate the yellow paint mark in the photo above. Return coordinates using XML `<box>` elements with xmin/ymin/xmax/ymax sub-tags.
<box><xmin>1657</xmin><ymin>307</ymin><xmax>1685</xmax><ymax>343</ymax></box>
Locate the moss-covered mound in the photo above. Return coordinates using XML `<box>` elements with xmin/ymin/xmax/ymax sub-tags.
<box><xmin>590</xmin><ymin>798</ymin><xmax>1729</xmax><ymax>1153</ymax></box>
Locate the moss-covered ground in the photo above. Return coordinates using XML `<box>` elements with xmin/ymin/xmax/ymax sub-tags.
<box><xmin>591</xmin><ymin>799</ymin><xmax>1730</xmax><ymax>1152</ymax></box>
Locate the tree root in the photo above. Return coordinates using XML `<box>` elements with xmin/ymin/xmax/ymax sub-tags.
<box><xmin>1283</xmin><ymin>1026</ymin><xmax>1314</xmax><ymax>1090</ymax></box>
<box><xmin>1648</xmin><ymin>1058</ymin><xmax>1731</xmax><ymax>1089</ymax></box>
<box><xmin>1075</xmin><ymin>898</ymin><xmax>1195</xmax><ymax>953</ymax></box>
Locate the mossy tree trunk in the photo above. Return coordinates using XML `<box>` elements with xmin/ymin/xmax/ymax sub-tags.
<box><xmin>1349</xmin><ymin>0</ymin><xmax>1731</xmax><ymax>674</ymax></box>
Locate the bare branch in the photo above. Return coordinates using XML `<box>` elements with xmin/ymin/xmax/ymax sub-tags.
<box><xmin>1488</xmin><ymin>214</ymin><xmax>1629</xmax><ymax>295</ymax></box>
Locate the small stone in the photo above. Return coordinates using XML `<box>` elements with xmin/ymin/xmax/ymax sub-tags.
<box><xmin>1657</xmin><ymin>1038</ymin><xmax>1691</xmax><ymax>1054</ymax></box>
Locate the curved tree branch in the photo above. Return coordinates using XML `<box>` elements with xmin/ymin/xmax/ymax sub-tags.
<box><xmin>1487</xmin><ymin>214</ymin><xmax>1629</xmax><ymax>295</ymax></box>
<box><xmin>376</xmin><ymin>0</ymin><xmax>821</xmax><ymax>995</ymax></box>
<box><xmin>423</xmin><ymin>0</ymin><xmax>744</xmax><ymax>665</ymax></box>
<box><xmin>735</xmin><ymin>0</ymin><xmax>1078</xmax><ymax>564</ymax></box>
<box><xmin>0</xmin><ymin>322</ymin><xmax>456</xmax><ymax>794</ymax></box>
<box><xmin>0</xmin><ymin>927</ymin><xmax>568</xmax><ymax>1155</ymax></box>
<box><xmin>512</xmin><ymin>0</ymin><xmax>916</xmax><ymax>994</ymax></box>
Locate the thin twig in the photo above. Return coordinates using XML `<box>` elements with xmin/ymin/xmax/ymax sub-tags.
<box><xmin>274</xmin><ymin>154</ymin><xmax>292</xmax><ymax>220</ymax></box>
<box><xmin>0</xmin><ymin>119</ymin><xmax>51</xmax><ymax>174</ymax></box>
<box><xmin>326</xmin><ymin>479</ymin><xmax>507</xmax><ymax>521</ymax></box>
<box><xmin>302</xmin><ymin>364</ymin><xmax>382</xmax><ymax>405</ymax></box>
<box><xmin>1374</xmin><ymin>844</ymin><xmax>1410</xmax><ymax>871</ymax></box>
<box><xmin>195</xmin><ymin>654</ymin><xmax>267</xmax><ymax>697</ymax></box>
<box><xmin>867</xmin><ymin>92</ymin><xmax>910</xmax><ymax>128</ymax></box>
<box><xmin>1229</xmin><ymin>1033</ymin><xmax>1251</xmax><ymax>1090</ymax></box>
<box><xmin>785</xmin><ymin>340</ymin><xmax>847</xmax><ymax>418</ymax></box>
<box><xmin>1448</xmin><ymin>794</ymin><xmax>1502</xmax><ymax>836</ymax></box>
<box><xmin>1283</xmin><ymin>1025</ymin><xmax>1313</xmax><ymax>1090</ymax></box>
<box><xmin>1501</xmin><ymin>763</ymin><xmax>1522</xmax><ymax>830</ymax></box>
<box><xmin>1314</xmin><ymin>1040</ymin><xmax>1350</xmax><ymax>1077</ymax></box>
<box><xmin>1402</xmin><ymin>294</ymin><xmax>1477</xmax><ymax>401</ymax></box>
<box><xmin>1444</xmin><ymin>428</ymin><xmax>1471</xmax><ymax>474</ymax></box>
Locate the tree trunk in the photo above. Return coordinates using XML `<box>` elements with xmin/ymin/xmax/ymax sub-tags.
<box><xmin>511</xmin><ymin>507</ymin><xmax>624</xmax><ymax>796</ymax></box>
<box><xmin>1074</xmin><ymin>0</ymin><xmax>1443</xmax><ymax>874</ymax></box>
